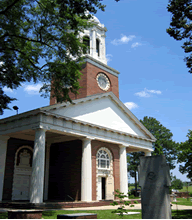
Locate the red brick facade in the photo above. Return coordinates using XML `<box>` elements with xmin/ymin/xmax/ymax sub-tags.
<box><xmin>50</xmin><ymin>61</ymin><xmax>119</xmax><ymax>105</ymax></box>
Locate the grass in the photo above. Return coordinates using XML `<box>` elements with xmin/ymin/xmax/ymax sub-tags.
<box><xmin>172</xmin><ymin>210</ymin><xmax>192</xmax><ymax>219</ymax></box>
<box><xmin>179</xmin><ymin>186</ymin><xmax>192</xmax><ymax>193</ymax></box>
<box><xmin>172</xmin><ymin>198</ymin><xmax>192</xmax><ymax>206</ymax></box>
<box><xmin>1</xmin><ymin>209</ymin><xmax>192</xmax><ymax>219</ymax></box>
<box><xmin>0</xmin><ymin>210</ymin><xmax>142</xmax><ymax>219</ymax></box>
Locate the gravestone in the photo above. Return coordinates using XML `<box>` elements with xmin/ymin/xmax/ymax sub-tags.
<box><xmin>138</xmin><ymin>155</ymin><xmax>171</xmax><ymax>219</ymax></box>
<box><xmin>106</xmin><ymin>175</ymin><xmax>114</xmax><ymax>200</ymax></box>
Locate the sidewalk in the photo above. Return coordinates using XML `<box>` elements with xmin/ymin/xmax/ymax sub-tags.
<box><xmin>0</xmin><ymin>204</ymin><xmax>192</xmax><ymax>212</ymax></box>
<box><xmin>64</xmin><ymin>204</ymin><xmax>192</xmax><ymax>211</ymax></box>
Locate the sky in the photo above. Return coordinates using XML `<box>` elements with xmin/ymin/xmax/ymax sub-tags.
<box><xmin>1</xmin><ymin>0</ymin><xmax>191</xmax><ymax>183</ymax></box>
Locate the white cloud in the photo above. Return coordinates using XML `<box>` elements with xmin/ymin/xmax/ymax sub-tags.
<box><xmin>147</xmin><ymin>89</ymin><xmax>162</xmax><ymax>94</ymax></box>
<box><xmin>131</xmin><ymin>42</ymin><xmax>142</xmax><ymax>48</ymax></box>
<box><xmin>111</xmin><ymin>34</ymin><xmax>135</xmax><ymax>45</ymax></box>
<box><xmin>24</xmin><ymin>83</ymin><xmax>42</xmax><ymax>95</ymax></box>
<box><xmin>124</xmin><ymin>102</ymin><xmax>138</xmax><ymax>110</ymax></box>
<box><xmin>106</xmin><ymin>54</ymin><xmax>113</xmax><ymax>62</ymax></box>
<box><xmin>3</xmin><ymin>87</ymin><xmax>14</xmax><ymax>93</ymax></box>
<box><xmin>135</xmin><ymin>88</ymin><xmax>162</xmax><ymax>98</ymax></box>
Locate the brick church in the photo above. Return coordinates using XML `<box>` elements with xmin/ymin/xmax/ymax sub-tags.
<box><xmin>0</xmin><ymin>15</ymin><xmax>156</xmax><ymax>204</ymax></box>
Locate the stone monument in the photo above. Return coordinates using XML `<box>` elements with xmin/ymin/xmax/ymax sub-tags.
<box><xmin>138</xmin><ymin>155</ymin><xmax>171</xmax><ymax>219</ymax></box>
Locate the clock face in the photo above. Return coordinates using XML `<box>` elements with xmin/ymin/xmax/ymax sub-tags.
<box><xmin>96</xmin><ymin>73</ymin><xmax>110</xmax><ymax>91</ymax></box>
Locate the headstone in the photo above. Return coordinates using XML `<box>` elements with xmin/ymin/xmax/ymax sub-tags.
<box><xmin>138</xmin><ymin>155</ymin><xmax>171</xmax><ymax>219</ymax></box>
<box><xmin>106</xmin><ymin>175</ymin><xmax>114</xmax><ymax>200</ymax></box>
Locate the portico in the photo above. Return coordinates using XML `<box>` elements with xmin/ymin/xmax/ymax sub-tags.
<box><xmin>0</xmin><ymin>92</ymin><xmax>155</xmax><ymax>204</ymax></box>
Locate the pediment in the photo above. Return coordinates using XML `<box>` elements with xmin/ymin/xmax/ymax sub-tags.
<box><xmin>43</xmin><ymin>93</ymin><xmax>155</xmax><ymax>140</ymax></box>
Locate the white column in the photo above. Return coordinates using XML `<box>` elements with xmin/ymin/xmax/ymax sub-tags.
<box><xmin>119</xmin><ymin>145</ymin><xmax>128</xmax><ymax>196</ymax></box>
<box><xmin>92</xmin><ymin>29</ymin><xmax>96</xmax><ymax>57</ymax></box>
<box><xmin>145</xmin><ymin>151</ymin><xmax>152</xmax><ymax>156</ymax></box>
<box><xmin>101</xmin><ymin>34</ymin><xmax>107</xmax><ymax>64</ymax></box>
<box><xmin>81</xmin><ymin>138</ymin><xmax>92</xmax><ymax>202</ymax></box>
<box><xmin>44</xmin><ymin>142</ymin><xmax>51</xmax><ymax>201</ymax></box>
<box><xmin>0</xmin><ymin>136</ymin><xmax>9</xmax><ymax>201</ymax></box>
<box><xmin>30</xmin><ymin>128</ymin><xmax>46</xmax><ymax>203</ymax></box>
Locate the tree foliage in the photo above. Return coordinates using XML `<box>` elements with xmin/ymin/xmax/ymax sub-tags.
<box><xmin>0</xmin><ymin>0</ymin><xmax>119</xmax><ymax>115</ymax></box>
<box><xmin>127</xmin><ymin>152</ymin><xmax>144</xmax><ymax>194</ymax></box>
<box><xmin>167</xmin><ymin>0</ymin><xmax>192</xmax><ymax>73</ymax></box>
<box><xmin>177</xmin><ymin>129</ymin><xmax>192</xmax><ymax>180</ymax></box>
<box><xmin>171</xmin><ymin>175</ymin><xmax>183</xmax><ymax>190</ymax></box>
<box><xmin>140</xmin><ymin>116</ymin><xmax>178</xmax><ymax>170</ymax></box>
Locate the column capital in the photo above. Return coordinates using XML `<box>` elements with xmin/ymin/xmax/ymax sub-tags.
<box><xmin>119</xmin><ymin>144</ymin><xmax>129</xmax><ymax>148</ymax></box>
<box><xmin>82</xmin><ymin>136</ymin><xmax>95</xmax><ymax>141</ymax></box>
<box><xmin>0</xmin><ymin>136</ymin><xmax>10</xmax><ymax>142</ymax></box>
<box><xmin>145</xmin><ymin>151</ymin><xmax>152</xmax><ymax>156</ymax></box>
<box><xmin>31</xmin><ymin>126</ymin><xmax>48</xmax><ymax>132</ymax></box>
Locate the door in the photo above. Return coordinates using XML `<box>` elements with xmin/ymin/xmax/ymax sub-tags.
<box><xmin>12</xmin><ymin>174</ymin><xmax>31</xmax><ymax>200</ymax></box>
<box><xmin>102</xmin><ymin>177</ymin><xmax>106</xmax><ymax>200</ymax></box>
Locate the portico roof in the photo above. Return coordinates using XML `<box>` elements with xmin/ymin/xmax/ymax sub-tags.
<box><xmin>0</xmin><ymin>92</ymin><xmax>155</xmax><ymax>152</ymax></box>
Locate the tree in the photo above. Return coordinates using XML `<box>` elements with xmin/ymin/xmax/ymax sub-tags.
<box><xmin>127</xmin><ymin>152</ymin><xmax>144</xmax><ymax>196</ymax></box>
<box><xmin>171</xmin><ymin>175</ymin><xmax>183</xmax><ymax>190</ymax></box>
<box><xmin>140</xmin><ymin>116</ymin><xmax>178</xmax><ymax>170</ymax></box>
<box><xmin>167</xmin><ymin>0</ymin><xmax>192</xmax><ymax>73</ymax></box>
<box><xmin>0</xmin><ymin>0</ymin><xmax>120</xmax><ymax>115</ymax></box>
<box><xmin>177</xmin><ymin>129</ymin><xmax>192</xmax><ymax>180</ymax></box>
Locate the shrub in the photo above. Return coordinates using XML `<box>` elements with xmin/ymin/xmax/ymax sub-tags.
<box><xmin>110</xmin><ymin>189</ymin><xmax>133</xmax><ymax>217</ymax></box>
<box><xmin>129</xmin><ymin>195</ymin><xmax>135</xmax><ymax>199</ymax></box>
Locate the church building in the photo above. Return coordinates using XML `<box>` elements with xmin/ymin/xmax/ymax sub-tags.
<box><xmin>0</xmin><ymin>15</ymin><xmax>156</xmax><ymax>204</ymax></box>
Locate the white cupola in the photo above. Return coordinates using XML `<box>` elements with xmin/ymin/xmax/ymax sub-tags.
<box><xmin>79</xmin><ymin>14</ymin><xmax>108</xmax><ymax>65</ymax></box>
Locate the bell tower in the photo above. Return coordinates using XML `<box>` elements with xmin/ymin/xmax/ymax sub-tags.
<box><xmin>50</xmin><ymin>15</ymin><xmax>120</xmax><ymax>105</ymax></box>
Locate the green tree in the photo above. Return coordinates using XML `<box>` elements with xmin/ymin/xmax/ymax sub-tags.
<box><xmin>140</xmin><ymin>116</ymin><xmax>178</xmax><ymax>170</ymax></box>
<box><xmin>127</xmin><ymin>152</ymin><xmax>144</xmax><ymax>196</ymax></box>
<box><xmin>171</xmin><ymin>175</ymin><xmax>183</xmax><ymax>190</ymax></box>
<box><xmin>167</xmin><ymin>0</ymin><xmax>192</xmax><ymax>73</ymax></box>
<box><xmin>0</xmin><ymin>0</ymin><xmax>119</xmax><ymax>115</ymax></box>
<box><xmin>177</xmin><ymin>129</ymin><xmax>192</xmax><ymax>180</ymax></box>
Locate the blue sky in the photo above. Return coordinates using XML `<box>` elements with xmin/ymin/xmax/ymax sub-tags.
<box><xmin>1</xmin><ymin>0</ymin><xmax>191</xmax><ymax>183</ymax></box>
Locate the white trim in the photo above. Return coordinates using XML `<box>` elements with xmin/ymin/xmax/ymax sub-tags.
<box><xmin>84</xmin><ymin>55</ymin><xmax>120</xmax><ymax>77</ymax></box>
<box><xmin>96</xmin><ymin>147</ymin><xmax>114</xmax><ymax>201</ymax></box>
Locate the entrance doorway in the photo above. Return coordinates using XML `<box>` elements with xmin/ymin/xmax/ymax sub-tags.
<box><xmin>102</xmin><ymin>177</ymin><xmax>106</xmax><ymax>200</ymax></box>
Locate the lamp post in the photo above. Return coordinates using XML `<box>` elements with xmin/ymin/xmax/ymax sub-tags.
<box><xmin>13</xmin><ymin>106</ymin><xmax>19</xmax><ymax>115</ymax></box>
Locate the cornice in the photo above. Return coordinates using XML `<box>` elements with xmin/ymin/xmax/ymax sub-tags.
<box><xmin>84</xmin><ymin>55</ymin><xmax>120</xmax><ymax>77</ymax></box>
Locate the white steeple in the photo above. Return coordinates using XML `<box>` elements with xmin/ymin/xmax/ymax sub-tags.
<box><xmin>79</xmin><ymin>14</ymin><xmax>108</xmax><ymax>65</ymax></box>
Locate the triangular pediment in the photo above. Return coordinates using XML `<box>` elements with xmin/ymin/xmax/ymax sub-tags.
<box><xmin>42</xmin><ymin>93</ymin><xmax>155</xmax><ymax>140</ymax></box>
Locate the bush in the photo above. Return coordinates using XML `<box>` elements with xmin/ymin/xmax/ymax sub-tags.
<box><xmin>129</xmin><ymin>195</ymin><xmax>135</xmax><ymax>199</ymax></box>
<box><xmin>189</xmin><ymin>192</ymin><xmax>192</xmax><ymax>197</ymax></box>
<box><xmin>134</xmin><ymin>200</ymin><xmax>139</xmax><ymax>204</ymax></box>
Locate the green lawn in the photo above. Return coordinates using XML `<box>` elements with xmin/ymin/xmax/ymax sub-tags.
<box><xmin>1</xmin><ymin>209</ymin><xmax>192</xmax><ymax>219</ymax></box>
<box><xmin>179</xmin><ymin>186</ymin><xmax>192</xmax><ymax>193</ymax></box>
<box><xmin>172</xmin><ymin>198</ymin><xmax>192</xmax><ymax>206</ymax></box>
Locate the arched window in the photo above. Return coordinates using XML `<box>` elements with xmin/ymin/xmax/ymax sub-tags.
<box><xmin>83</xmin><ymin>36</ymin><xmax>90</xmax><ymax>54</ymax></box>
<box><xmin>96</xmin><ymin>39</ymin><xmax>100</xmax><ymax>57</ymax></box>
<box><xmin>97</xmin><ymin>149</ymin><xmax>110</xmax><ymax>169</ymax></box>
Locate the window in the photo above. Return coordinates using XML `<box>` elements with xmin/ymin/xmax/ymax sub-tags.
<box><xmin>97</xmin><ymin>149</ymin><xmax>110</xmax><ymax>169</ymax></box>
<box><xmin>83</xmin><ymin>36</ymin><xmax>90</xmax><ymax>54</ymax></box>
<box><xmin>96</xmin><ymin>39</ymin><xmax>100</xmax><ymax>57</ymax></box>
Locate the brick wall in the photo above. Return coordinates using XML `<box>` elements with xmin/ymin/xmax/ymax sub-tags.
<box><xmin>3</xmin><ymin>138</ymin><xmax>34</xmax><ymax>200</ymax></box>
<box><xmin>91</xmin><ymin>140</ymin><xmax>120</xmax><ymax>201</ymax></box>
<box><xmin>50</xmin><ymin>61</ymin><xmax>119</xmax><ymax>105</ymax></box>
